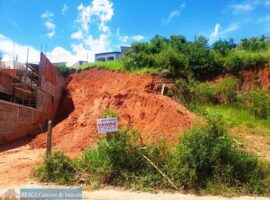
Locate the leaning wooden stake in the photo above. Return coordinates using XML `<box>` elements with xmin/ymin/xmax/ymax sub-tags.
<box><xmin>46</xmin><ymin>120</ymin><xmax>53</xmax><ymax>157</ymax></box>
<box><xmin>161</xmin><ymin>84</ymin><xmax>165</xmax><ymax>95</ymax></box>
<box><xmin>142</xmin><ymin>154</ymin><xmax>179</xmax><ymax>190</ymax></box>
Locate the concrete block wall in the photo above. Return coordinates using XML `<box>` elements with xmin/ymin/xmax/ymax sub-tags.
<box><xmin>0</xmin><ymin>100</ymin><xmax>40</xmax><ymax>144</ymax></box>
<box><xmin>0</xmin><ymin>53</ymin><xmax>65</xmax><ymax>145</ymax></box>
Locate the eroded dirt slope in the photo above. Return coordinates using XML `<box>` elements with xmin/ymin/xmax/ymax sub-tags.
<box><xmin>30</xmin><ymin>68</ymin><xmax>196</xmax><ymax>153</ymax></box>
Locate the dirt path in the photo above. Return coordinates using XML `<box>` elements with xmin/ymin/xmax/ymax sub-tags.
<box><xmin>1</xmin><ymin>187</ymin><xmax>269</xmax><ymax>200</ymax></box>
<box><xmin>83</xmin><ymin>190</ymin><xmax>270</xmax><ymax>200</ymax></box>
<box><xmin>231</xmin><ymin>127</ymin><xmax>270</xmax><ymax>160</ymax></box>
<box><xmin>0</xmin><ymin>139</ymin><xmax>44</xmax><ymax>187</ymax></box>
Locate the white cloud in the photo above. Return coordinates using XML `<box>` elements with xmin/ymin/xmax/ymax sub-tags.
<box><xmin>210</xmin><ymin>23</ymin><xmax>221</xmax><ymax>38</ymax></box>
<box><xmin>0</xmin><ymin>34</ymin><xmax>40</xmax><ymax>63</ymax></box>
<box><xmin>70</xmin><ymin>0</ymin><xmax>114</xmax><ymax>62</ymax></box>
<box><xmin>62</xmin><ymin>4</ymin><xmax>69</xmax><ymax>15</ymax></box>
<box><xmin>164</xmin><ymin>3</ymin><xmax>186</xmax><ymax>24</ymax></box>
<box><xmin>76</xmin><ymin>0</ymin><xmax>114</xmax><ymax>33</ymax></box>
<box><xmin>209</xmin><ymin>23</ymin><xmax>239</xmax><ymax>43</ymax></box>
<box><xmin>231</xmin><ymin>3</ymin><xmax>253</xmax><ymax>13</ymax></box>
<box><xmin>41</xmin><ymin>10</ymin><xmax>56</xmax><ymax>38</ymax></box>
<box><xmin>47</xmin><ymin>47</ymin><xmax>74</xmax><ymax>63</ymax></box>
<box><xmin>0</xmin><ymin>33</ymin><xmax>76</xmax><ymax>66</ymax></box>
<box><xmin>166</xmin><ymin>10</ymin><xmax>181</xmax><ymax>24</ymax></box>
<box><xmin>131</xmin><ymin>35</ymin><xmax>144</xmax><ymax>41</ymax></box>
<box><xmin>230</xmin><ymin>0</ymin><xmax>270</xmax><ymax>14</ymax></box>
<box><xmin>44</xmin><ymin>21</ymin><xmax>56</xmax><ymax>38</ymax></box>
<box><xmin>41</xmin><ymin>10</ymin><xmax>54</xmax><ymax>19</ymax></box>
<box><xmin>223</xmin><ymin>23</ymin><xmax>239</xmax><ymax>34</ymax></box>
<box><xmin>116</xmin><ymin>28</ymin><xmax>144</xmax><ymax>43</ymax></box>
<box><xmin>2</xmin><ymin>54</ymin><xmax>12</xmax><ymax>61</ymax></box>
<box><xmin>71</xmin><ymin>31</ymin><xmax>83</xmax><ymax>40</ymax></box>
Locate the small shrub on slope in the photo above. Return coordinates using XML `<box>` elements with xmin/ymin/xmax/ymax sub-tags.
<box><xmin>169</xmin><ymin>117</ymin><xmax>269</xmax><ymax>193</ymax></box>
<box><xmin>238</xmin><ymin>89</ymin><xmax>270</xmax><ymax>119</ymax></box>
<box><xmin>77</xmin><ymin>128</ymin><xmax>170</xmax><ymax>189</ymax></box>
<box><xmin>36</xmin><ymin>152</ymin><xmax>76</xmax><ymax>185</ymax></box>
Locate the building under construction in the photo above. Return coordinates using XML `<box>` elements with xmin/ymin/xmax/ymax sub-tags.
<box><xmin>0</xmin><ymin>53</ymin><xmax>64</xmax><ymax>145</ymax></box>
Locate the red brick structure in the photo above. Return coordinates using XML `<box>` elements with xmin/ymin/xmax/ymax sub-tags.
<box><xmin>0</xmin><ymin>53</ymin><xmax>64</xmax><ymax>145</ymax></box>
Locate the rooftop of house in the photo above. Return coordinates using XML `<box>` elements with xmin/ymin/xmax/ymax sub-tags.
<box><xmin>95</xmin><ymin>51</ymin><xmax>122</xmax><ymax>56</ymax></box>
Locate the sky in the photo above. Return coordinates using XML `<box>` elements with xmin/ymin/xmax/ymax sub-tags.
<box><xmin>0</xmin><ymin>0</ymin><xmax>270</xmax><ymax>65</ymax></box>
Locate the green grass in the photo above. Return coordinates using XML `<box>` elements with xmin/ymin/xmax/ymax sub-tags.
<box><xmin>78</xmin><ymin>60</ymin><xmax>158</xmax><ymax>74</ymax></box>
<box><xmin>189</xmin><ymin>104</ymin><xmax>270</xmax><ymax>137</ymax></box>
<box><xmin>36</xmin><ymin>124</ymin><xmax>270</xmax><ymax>196</ymax></box>
<box><xmin>79</xmin><ymin>60</ymin><xmax>124</xmax><ymax>71</ymax></box>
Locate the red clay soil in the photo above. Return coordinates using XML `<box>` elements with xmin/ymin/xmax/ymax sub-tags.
<box><xmin>238</xmin><ymin>67</ymin><xmax>270</xmax><ymax>91</ymax></box>
<box><xmin>212</xmin><ymin>67</ymin><xmax>270</xmax><ymax>92</ymax></box>
<box><xmin>30</xmin><ymin>68</ymin><xmax>196</xmax><ymax>153</ymax></box>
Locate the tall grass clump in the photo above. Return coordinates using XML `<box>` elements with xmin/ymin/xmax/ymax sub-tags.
<box><xmin>172</xmin><ymin>77</ymin><xmax>237</xmax><ymax>105</ymax></box>
<box><xmin>191</xmin><ymin>77</ymin><xmax>237</xmax><ymax>105</ymax></box>
<box><xmin>169</xmin><ymin>117</ymin><xmax>270</xmax><ymax>194</ymax></box>
<box><xmin>36</xmin><ymin>152</ymin><xmax>76</xmax><ymax>185</ymax></box>
<box><xmin>77</xmin><ymin>128</ymin><xmax>170</xmax><ymax>190</ymax></box>
<box><xmin>238</xmin><ymin>89</ymin><xmax>270</xmax><ymax>119</ymax></box>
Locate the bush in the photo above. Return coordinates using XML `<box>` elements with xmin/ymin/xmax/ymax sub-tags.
<box><xmin>77</xmin><ymin>128</ymin><xmax>170</xmax><ymax>189</ymax></box>
<box><xmin>171</xmin><ymin>79</ymin><xmax>192</xmax><ymax>103</ymax></box>
<box><xmin>212</xmin><ymin>77</ymin><xmax>237</xmax><ymax>105</ymax></box>
<box><xmin>169</xmin><ymin>117</ymin><xmax>268</xmax><ymax>191</ymax></box>
<box><xmin>224</xmin><ymin>50</ymin><xmax>270</xmax><ymax>73</ymax></box>
<box><xmin>238</xmin><ymin>89</ymin><xmax>270</xmax><ymax>119</ymax></box>
<box><xmin>55</xmin><ymin>65</ymin><xmax>75</xmax><ymax>77</ymax></box>
<box><xmin>122</xmin><ymin>34</ymin><xmax>270</xmax><ymax>78</ymax></box>
<box><xmin>191</xmin><ymin>82</ymin><xmax>214</xmax><ymax>104</ymax></box>
<box><xmin>103</xmin><ymin>108</ymin><xmax>118</xmax><ymax>118</ymax></box>
<box><xmin>188</xmin><ymin>77</ymin><xmax>237</xmax><ymax>105</ymax></box>
<box><xmin>36</xmin><ymin>152</ymin><xmax>76</xmax><ymax>184</ymax></box>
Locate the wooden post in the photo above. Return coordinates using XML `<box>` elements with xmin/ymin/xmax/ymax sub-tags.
<box><xmin>161</xmin><ymin>84</ymin><xmax>165</xmax><ymax>95</ymax></box>
<box><xmin>46</xmin><ymin>120</ymin><xmax>52</xmax><ymax>157</ymax></box>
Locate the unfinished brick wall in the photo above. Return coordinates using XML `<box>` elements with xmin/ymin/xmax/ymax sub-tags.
<box><xmin>0</xmin><ymin>72</ymin><xmax>13</xmax><ymax>95</ymax></box>
<box><xmin>0</xmin><ymin>100</ymin><xmax>40</xmax><ymax>143</ymax></box>
<box><xmin>0</xmin><ymin>53</ymin><xmax>64</xmax><ymax>145</ymax></box>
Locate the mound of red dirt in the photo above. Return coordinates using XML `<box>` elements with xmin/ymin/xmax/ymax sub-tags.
<box><xmin>30</xmin><ymin>68</ymin><xmax>196</xmax><ymax>153</ymax></box>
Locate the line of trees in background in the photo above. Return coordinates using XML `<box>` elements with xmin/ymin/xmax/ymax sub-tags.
<box><xmin>123</xmin><ymin>35</ymin><xmax>270</xmax><ymax>79</ymax></box>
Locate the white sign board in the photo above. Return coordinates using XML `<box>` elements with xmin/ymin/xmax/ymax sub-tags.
<box><xmin>97</xmin><ymin>117</ymin><xmax>119</xmax><ymax>133</ymax></box>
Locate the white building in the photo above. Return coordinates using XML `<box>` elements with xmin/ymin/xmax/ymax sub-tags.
<box><xmin>95</xmin><ymin>46</ymin><xmax>130</xmax><ymax>62</ymax></box>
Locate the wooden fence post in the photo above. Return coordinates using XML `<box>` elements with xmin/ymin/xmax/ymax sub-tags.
<box><xmin>161</xmin><ymin>84</ymin><xmax>165</xmax><ymax>95</ymax></box>
<box><xmin>46</xmin><ymin>120</ymin><xmax>52</xmax><ymax>157</ymax></box>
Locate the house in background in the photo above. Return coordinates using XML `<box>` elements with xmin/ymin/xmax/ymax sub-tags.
<box><xmin>71</xmin><ymin>60</ymin><xmax>88</xmax><ymax>67</ymax></box>
<box><xmin>95</xmin><ymin>46</ymin><xmax>130</xmax><ymax>62</ymax></box>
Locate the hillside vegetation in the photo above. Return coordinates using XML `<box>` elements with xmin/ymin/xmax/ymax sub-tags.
<box><xmin>122</xmin><ymin>35</ymin><xmax>270</xmax><ymax>79</ymax></box>
<box><xmin>78</xmin><ymin>35</ymin><xmax>270</xmax><ymax>78</ymax></box>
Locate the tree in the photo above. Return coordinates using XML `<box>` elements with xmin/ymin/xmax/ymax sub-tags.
<box><xmin>212</xmin><ymin>38</ymin><xmax>236</xmax><ymax>56</ymax></box>
<box><xmin>238</xmin><ymin>35</ymin><xmax>270</xmax><ymax>51</ymax></box>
